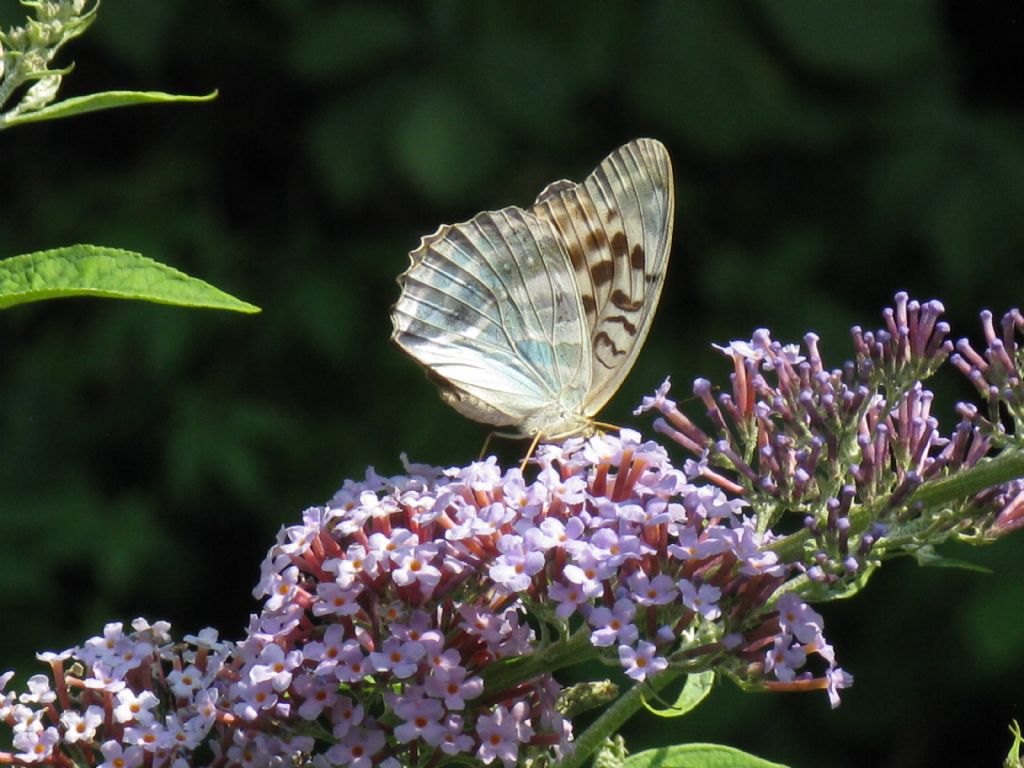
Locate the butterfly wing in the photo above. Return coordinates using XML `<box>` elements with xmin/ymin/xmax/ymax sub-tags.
<box><xmin>391</xmin><ymin>206</ymin><xmax>592</xmax><ymax>432</ymax></box>
<box><xmin>531</xmin><ymin>138</ymin><xmax>674</xmax><ymax>415</ymax></box>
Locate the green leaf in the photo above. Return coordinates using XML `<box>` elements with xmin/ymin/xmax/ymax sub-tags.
<box><xmin>642</xmin><ymin>672</ymin><xmax>715</xmax><ymax>718</ymax></box>
<box><xmin>0</xmin><ymin>88</ymin><xmax>217</xmax><ymax>128</ymax></box>
<box><xmin>624</xmin><ymin>744</ymin><xmax>790</xmax><ymax>768</ymax></box>
<box><xmin>797</xmin><ymin>563</ymin><xmax>877</xmax><ymax>603</ymax></box>
<box><xmin>0</xmin><ymin>245</ymin><xmax>259</xmax><ymax>313</ymax></box>
<box><xmin>1005</xmin><ymin>720</ymin><xmax>1023</xmax><ymax>768</ymax></box>
<box><xmin>912</xmin><ymin>545</ymin><xmax>992</xmax><ymax>573</ymax></box>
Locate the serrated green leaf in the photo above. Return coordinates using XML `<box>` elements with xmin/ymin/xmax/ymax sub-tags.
<box><xmin>0</xmin><ymin>245</ymin><xmax>259</xmax><ymax>313</ymax></box>
<box><xmin>0</xmin><ymin>88</ymin><xmax>216</xmax><ymax>128</ymax></box>
<box><xmin>624</xmin><ymin>744</ymin><xmax>790</xmax><ymax>768</ymax></box>
<box><xmin>642</xmin><ymin>671</ymin><xmax>715</xmax><ymax>718</ymax></box>
<box><xmin>912</xmin><ymin>545</ymin><xmax>992</xmax><ymax>573</ymax></box>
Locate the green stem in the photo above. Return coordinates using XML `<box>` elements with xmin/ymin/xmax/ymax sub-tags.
<box><xmin>481</xmin><ymin>626</ymin><xmax>598</xmax><ymax>695</ymax></box>
<box><xmin>770</xmin><ymin>447</ymin><xmax>1024</xmax><ymax>562</ymax></box>
<box><xmin>910</xmin><ymin>448</ymin><xmax>1024</xmax><ymax>507</ymax></box>
<box><xmin>554</xmin><ymin>667</ymin><xmax>685</xmax><ymax>768</ymax></box>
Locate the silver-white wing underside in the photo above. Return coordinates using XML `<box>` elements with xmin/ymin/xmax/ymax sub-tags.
<box><xmin>531</xmin><ymin>138</ymin><xmax>674</xmax><ymax>415</ymax></box>
<box><xmin>391</xmin><ymin>206</ymin><xmax>591</xmax><ymax>429</ymax></box>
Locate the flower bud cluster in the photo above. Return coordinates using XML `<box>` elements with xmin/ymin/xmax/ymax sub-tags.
<box><xmin>639</xmin><ymin>293</ymin><xmax>1024</xmax><ymax>589</ymax></box>
<box><xmin>947</xmin><ymin>306</ymin><xmax>1024</xmax><ymax>538</ymax></box>
<box><xmin>641</xmin><ymin>295</ymin><xmax>953</xmax><ymax>509</ymax></box>
<box><xmin>1</xmin><ymin>431</ymin><xmax>850</xmax><ymax>767</ymax></box>
<box><xmin>951</xmin><ymin>308</ymin><xmax>1024</xmax><ymax>434</ymax></box>
<box><xmin>0</xmin><ymin>0</ymin><xmax>96</xmax><ymax>122</ymax></box>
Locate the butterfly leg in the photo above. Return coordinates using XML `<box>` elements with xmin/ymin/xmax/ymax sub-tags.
<box><xmin>478</xmin><ymin>432</ymin><xmax>496</xmax><ymax>461</ymax></box>
<box><xmin>477</xmin><ymin>430</ymin><xmax>523</xmax><ymax>461</ymax></box>
<box><xmin>518</xmin><ymin>431</ymin><xmax>545</xmax><ymax>473</ymax></box>
<box><xmin>590</xmin><ymin>420</ymin><xmax>622</xmax><ymax>435</ymax></box>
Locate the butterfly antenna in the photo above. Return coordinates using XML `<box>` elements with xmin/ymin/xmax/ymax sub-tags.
<box><xmin>591</xmin><ymin>420</ymin><xmax>623</xmax><ymax>435</ymax></box>
<box><xmin>519</xmin><ymin>431</ymin><xmax>545</xmax><ymax>473</ymax></box>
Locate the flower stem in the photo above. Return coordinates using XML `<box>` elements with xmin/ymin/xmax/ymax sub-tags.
<box><xmin>481</xmin><ymin>626</ymin><xmax>598</xmax><ymax>695</ymax></box>
<box><xmin>554</xmin><ymin>667</ymin><xmax>685</xmax><ymax>768</ymax></box>
<box><xmin>770</xmin><ymin>447</ymin><xmax>1024</xmax><ymax>562</ymax></box>
<box><xmin>910</xmin><ymin>449</ymin><xmax>1024</xmax><ymax>508</ymax></box>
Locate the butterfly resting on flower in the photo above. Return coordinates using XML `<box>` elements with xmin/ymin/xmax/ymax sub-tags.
<box><xmin>391</xmin><ymin>138</ymin><xmax>675</xmax><ymax>440</ymax></box>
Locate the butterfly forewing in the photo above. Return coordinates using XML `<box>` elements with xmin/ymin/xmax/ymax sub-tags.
<box><xmin>391</xmin><ymin>207</ymin><xmax>592</xmax><ymax>431</ymax></box>
<box><xmin>531</xmin><ymin>138</ymin><xmax>674</xmax><ymax>415</ymax></box>
<box><xmin>392</xmin><ymin>138</ymin><xmax>674</xmax><ymax>438</ymax></box>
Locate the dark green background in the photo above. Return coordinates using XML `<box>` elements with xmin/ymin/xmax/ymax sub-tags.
<box><xmin>1</xmin><ymin>2</ymin><xmax>1022</xmax><ymax>766</ymax></box>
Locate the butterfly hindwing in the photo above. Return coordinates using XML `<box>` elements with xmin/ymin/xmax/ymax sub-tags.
<box><xmin>531</xmin><ymin>138</ymin><xmax>674</xmax><ymax>415</ymax></box>
<box><xmin>391</xmin><ymin>206</ymin><xmax>592</xmax><ymax>430</ymax></box>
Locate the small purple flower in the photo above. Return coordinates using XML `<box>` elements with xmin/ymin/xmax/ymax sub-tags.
<box><xmin>262</xmin><ymin>565</ymin><xmax>302</xmax><ymax>612</ymax></box>
<box><xmin>13</xmin><ymin>725</ymin><xmax>60</xmax><ymax>762</ymax></box>
<box><xmin>98</xmin><ymin>740</ymin><xmax>145</xmax><ymax>768</ymax></box>
<box><xmin>302</xmin><ymin>623</ymin><xmax>347</xmax><ymax>674</ymax></box>
<box><xmin>476</xmin><ymin>702</ymin><xmax>534</xmax><ymax>767</ymax></box>
<box><xmin>425</xmin><ymin>665</ymin><xmax>484</xmax><ymax>710</ymax></box>
<box><xmin>627</xmin><ymin>572</ymin><xmax>678</xmax><ymax>606</ymax></box>
<box><xmin>679</xmin><ymin>581</ymin><xmax>722</xmax><ymax>621</ymax></box>
<box><xmin>562</xmin><ymin>550</ymin><xmax>610</xmax><ymax>598</ymax></box>
<box><xmin>247</xmin><ymin>644</ymin><xmax>304</xmax><ymax>692</ymax></box>
<box><xmin>619</xmin><ymin>641</ymin><xmax>668</xmax><ymax>682</ymax></box>
<box><xmin>334</xmin><ymin>640</ymin><xmax>371</xmax><ymax>683</ymax></box>
<box><xmin>587</xmin><ymin>599</ymin><xmax>638</xmax><ymax>648</ymax></box>
<box><xmin>548</xmin><ymin>580</ymin><xmax>589</xmax><ymax>619</ymax></box>
<box><xmin>166</xmin><ymin>664</ymin><xmax>205</xmax><ymax>698</ymax></box>
<box><xmin>229</xmin><ymin>679</ymin><xmax>278</xmax><ymax>721</ymax></box>
<box><xmin>765</xmin><ymin>636</ymin><xmax>807</xmax><ymax>683</ymax></box>
<box><xmin>292</xmin><ymin>673</ymin><xmax>338</xmax><ymax>720</ymax></box>
<box><xmin>490</xmin><ymin>534</ymin><xmax>546</xmax><ymax>592</ymax></box>
<box><xmin>439</xmin><ymin>714</ymin><xmax>475</xmax><ymax>755</ymax></box>
<box><xmin>324</xmin><ymin>723</ymin><xmax>386</xmax><ymax>768</ymax></box>
<box><xmin>826</xmin><ymin>667</ymin><xmax>855</xmax><ymax>709</ymax></box>
<box><xmin>587</xmin><ymin>528</ymin><xmax>644</xmax><ymax>567</ymax></box>
<box><xmin>392</xmin><ymin>693</ymin><xmax>446</xmax><ymax>745</ymax></box>
<box><xmin>330</xmin><ymin>695</ymin><xmax>365</xmax><ymax>739</ymax></box>
<box><xmin>313</xmin><ymin>582</ymin><xmax>363</xmax><ymax>617</ymax></box>
<box><xmin>391</xmin><ymin>543</ymin><xmax>443</xmax><ymax>591</ymax></box>
<box><xmin>59</xmin><ymin>705</ymin><xmax>103</xmax><ymax>743</ymax></box>
<box><xmin>369</xmin><ymin>637</ymin><xmax>425</xmax><ymax>679</ymax></box>
<box><xmin>113</xmin><ymin>689</ymin><xmax>160</xmax><ymax>725</ymax></box>
<box><xmin>634</xmin><ymin>377</ymin><xmax>675</xmax><ymax>415</ymax></box>
<box><xmin>325</xmin><ymin>544</ymin><xmax>380</xmax><ymax>587</ymax></box>
<box><xmin>776</xmin><ymin>593</ymin><xmax>824</xmax><ymax>644</ymax></box>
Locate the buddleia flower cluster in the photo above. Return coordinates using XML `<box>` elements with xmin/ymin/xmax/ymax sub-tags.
<box><xmin>3</xmin><ymin>293</ymin><xmax>1021</xmax><ymax>768</ymax></box>
<box><xmin>0</xmin><ymin>429</ymin><xmax>850</xmax><ymax>767</ymax></box>
<box><xmin>640</xmin><ymin>292</ymin><xmax>1024</xmax><ymax>593</ymax></box>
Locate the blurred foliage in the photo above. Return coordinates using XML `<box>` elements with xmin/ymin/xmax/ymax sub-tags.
<box><xmin>1</xmin><ymin>1</ymin><xmax>1022</xmax><ymax>766</ymax></box>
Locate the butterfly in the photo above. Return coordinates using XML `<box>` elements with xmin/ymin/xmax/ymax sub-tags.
<box><xmin>391</xmin><ymin>138</ymin><xmax>675</xmax><ymax>440</ymax></box>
